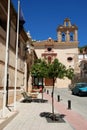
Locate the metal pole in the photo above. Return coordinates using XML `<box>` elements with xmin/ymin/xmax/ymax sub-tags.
<box><xmin>6</xmin><ymin>74</ymin><xmax>9</xmax><ymax>106</ymax></box>
<box><xmin>14</xmin><ymin>0</ymin><xmax>20</xmax><ymax>111</ymax></box>
<box><xmin>2</xmin><ymin>0</ymin><xmax>10</xmax><ymax>117</ymax></box>
<box><xmin>47</xmin><ymin>90</ymin><xmax>49</xmax><ymax>94</ymax></box>
<box><xmin>24</xmin><ymin>61</ymin><xmax>27</xmax><ymax>89</ymax></box>
<box><xmin>68</xmin><ymin>100</ymin><xmax>71</xmax><ymax>109</ymax></box>
<box><xmin>57</xmin><ymin>95</ymin><xmax>60</xmax><ymax>102</ymax></box>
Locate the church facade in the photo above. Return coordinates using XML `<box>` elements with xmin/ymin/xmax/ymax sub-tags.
<box><xmin>33</xmin><ymin>18</ymin><xmax>79</xmax><ymax>88</ymax></box>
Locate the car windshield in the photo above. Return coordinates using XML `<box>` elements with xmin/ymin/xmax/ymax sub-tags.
<box><xmin>76</xmin><ymin>83</ymin><xmax>87</xmax><ymax>88</ymax></box>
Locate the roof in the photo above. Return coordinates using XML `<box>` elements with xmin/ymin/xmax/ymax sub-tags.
<box><xmin>32</xmin><ymin>39</ymin><xmax>78</xmax><ymax>48</ymax></box>
<box><xmin>33</xmin><ymin>38</ymin><xmax>55</xmax><ymax>46</ymax></box>
<box><xmin>56</xmin><ymin>18</ymin><xmax>78</xmax><ymax>31</ymax></box>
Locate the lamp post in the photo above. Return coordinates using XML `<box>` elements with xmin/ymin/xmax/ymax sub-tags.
<box><xmin>2</xmin><ymin>0</ymin><xmax>10</xmax><ymax>117</ymax></box>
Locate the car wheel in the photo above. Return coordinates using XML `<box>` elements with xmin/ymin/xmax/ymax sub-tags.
<box><xmin>78</xmin><ymin>91</ymin><xmax>82</xmax><ymax>96</ymax></box>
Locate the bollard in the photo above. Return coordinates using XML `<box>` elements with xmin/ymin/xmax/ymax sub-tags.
<box><xmin>44</xmin><ymin>88</ymin><xmax>46</xmax><ymax>92</ymax></box>
<box><xmin>68</xmin><ymin>100</ymin><xmax>71</xmax><ymax>109</ymax></box>
<box><xmin>57</xmin><ymin>95</ymin><xmax>60</xmax><ymax>102</ymax></box>
<box><xmin>51</xmin><ymin>92</ymin><xmax>53</xmax><ymax>97</ymax></box>
<box><xmin>47</xmin><ymin>90</ymin><xmax>49</xmax><ymax>94</ymax></box>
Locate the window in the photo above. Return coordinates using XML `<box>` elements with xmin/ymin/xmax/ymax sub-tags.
<box><xmin>70</xmin><ymin>32</ymin><xmax>74</xmax><ymax>41</ymax></box>
<box><xmin>67</xmin><ymin>57</ymin><xmax>73</xmax><ymax>62</ymax></box>
<box><xmin>0</xmin><ymin>19</ymin><xmax>7</xmax><ymax>31</ymax></box>
<box><xmin>47</xmin><ymin>47</ymin><xmax>52</xmax><ymax>52</ymax></box>
<box><xmin>48</xmin><ymin>56</ymin><xmax>51</xmax><ymax>63</ymax></box>
<box><xmin>62</xmin><ymin>32</ymin><xmax>66</xmax><ymax>41</ymax></box>
<box><xmin>66</xmin><ymin>22</ymin><xmax>68</xmax><ymax>26</ymax></box>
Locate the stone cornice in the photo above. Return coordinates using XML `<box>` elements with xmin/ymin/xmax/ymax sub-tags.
<box><xmin>33</xmin><ymin>40</ymin><xmax>78</xmax><ymax>49</ymax></box>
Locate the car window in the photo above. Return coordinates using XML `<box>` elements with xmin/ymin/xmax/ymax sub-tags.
<box><xmin>76</xmin><ymin>83</ymin><xmax>87</xmax><ymax>88</ymax></box>
<box><xmin>81</xmin><ymin>84</ymin><xmax>87</xmax><ymax>87</ymax></box>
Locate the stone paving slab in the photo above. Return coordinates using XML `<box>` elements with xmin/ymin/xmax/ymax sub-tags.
<box><xmin>2</xmin><ymin>96</ymin><xmax>73</xmax><ymax>130</ymax></box>
<box><xmin>0</xmin><ymin>111</ymin><xmax>18</xmax><ymax>130</ymax></box>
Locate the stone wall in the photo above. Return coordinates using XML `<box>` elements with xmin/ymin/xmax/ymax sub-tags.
<box><xmin>0</xmin><ymin>1</ymin><xmax>33</xmax><ymax>113</ymax></box>
<box><xmin>34</xmin><ymin>45</ymin><xmax>79</xmax><ymax>88</ymax></box>
<box><xmin>0</xmin><ymin>90</ymin><xmax>22</xmax><ymax>110</ymax></box>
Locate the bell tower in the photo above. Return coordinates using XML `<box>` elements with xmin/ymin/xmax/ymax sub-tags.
<box><xmin>57</xmin><ymin>18</ymin><xmax>78</xmax><ymax>43</ymax></box>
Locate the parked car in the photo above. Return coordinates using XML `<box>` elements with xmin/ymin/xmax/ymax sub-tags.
<box><xmin>71</xmin><ymin>82</ymin><xmax>87</xmax><ymax>96</ymax></box>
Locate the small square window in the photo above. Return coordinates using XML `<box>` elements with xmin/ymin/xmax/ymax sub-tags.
<box><xmin>67</xmin><ymin>57</ymin><xmax>73</xmax><ymax>62</ymax></box>
<box><xmin>47</xmin><ymin>47</ymin><xmax>52</xmax><ymax>51</ymax></box>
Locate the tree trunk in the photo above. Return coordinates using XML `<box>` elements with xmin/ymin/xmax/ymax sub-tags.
<box><xmin>42</xmin><ymin>78</ymin><xmax>43</xmax><ymax>101</ymax></box>
<box><xmin>52</xmin><ymin>77</ymin><xmax>55</xmax><ymax>118</ymax></box>
<box><xmin>42</xmin><ymin>87</ymin><xmax>43</xmax><ymax>100</ymax></box>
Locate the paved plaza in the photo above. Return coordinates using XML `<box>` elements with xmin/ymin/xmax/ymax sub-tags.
<box><xmin>0</xmin><ymin>92</ymin><xmax>87</xmax><ymax>130</ymax></box>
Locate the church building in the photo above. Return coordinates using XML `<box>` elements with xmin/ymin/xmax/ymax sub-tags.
<box><xmin>33</xmin><ymin>18</ymin><xmax>79</xmax><ymax>88</ymax></box>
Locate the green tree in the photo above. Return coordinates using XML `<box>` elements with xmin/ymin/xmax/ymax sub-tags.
<box><xmin>31</xmin><ymin>59</ymin><xmax>47</xmax><ymax>100</ymax></box>
<box><xmin>46</xmin><ymin>59</ymin><xmax>74</xmax><ymax>118</ymax></box>
<box><xmin>31</xmin><ymin>59</ymin><xmax>47</xmax><ymax>78</ymax></box>
<box><xmin>31</xmin><ymin>58</ymin><xmax>74</xmax><ymax>119</ymax></box>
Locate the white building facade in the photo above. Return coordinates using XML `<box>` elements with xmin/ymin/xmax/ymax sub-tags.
<box><xmin>33</xmin><ymin>18</ymin><xmax>79</xmax><ymax>88</ymax></box>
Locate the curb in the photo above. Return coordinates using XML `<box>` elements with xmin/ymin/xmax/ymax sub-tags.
<box><xmin>0</xmin><ymin>111</ymin><xmax>19</xmax><ymax>130</ymax></box>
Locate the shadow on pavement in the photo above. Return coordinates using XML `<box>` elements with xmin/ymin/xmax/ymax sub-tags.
<box><xmin>20</xmin><ymin>99</ymin><xmax>48</xmax><ymax>103</ymax></box>
<box><xmin>40</xmin><ymin>112</ymin><xmax>66</xmax><ymax>123</ymax></box>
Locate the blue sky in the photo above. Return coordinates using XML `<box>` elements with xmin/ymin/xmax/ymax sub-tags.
<box><xmin>11</xmin><ymin>0</ymin><xmax>87</xmax><ymax>47</ymax></box>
